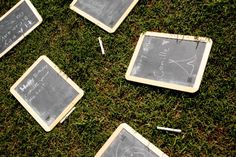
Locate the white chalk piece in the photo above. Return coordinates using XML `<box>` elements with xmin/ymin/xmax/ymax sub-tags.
<box><xmin>157</xmin><ymin>126</ymin><xmax>182</xmax><ymax>133</ymax></box>
<box><xmin>125</xmin><ymin>31</ymin><xmax>213</xmax><ymax>93</ymax></box>
<box><xmin>0</xmin><ymin>0</ymin><xmax>42</xmax><ymax>58</ymax></box>
<box><xmin>95</xmin><ymin>123</ymin><xmax>169</xmax><ymax>157</ymax></box>
<box><xmin>98</xmin><ymin>37</ymin><xmax>105</xmax><ymax>55</ymax></box>
<box><xmin>70</xmin><ymin>0</ymin><xmax>139</xmax><ymax>33</ymax></box>
<box><xmin>10</xmin><ymin>55</ymin><xmax>84</xmax><ymax>132</ymax></box>
<box><xmin>60</xmin><ymin>107</ymin><xmax>76</xmax><ymax>124</ymax></box>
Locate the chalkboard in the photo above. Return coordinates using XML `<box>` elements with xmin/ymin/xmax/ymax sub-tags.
<box><xmin>126</xmin><ymin>32</ymin><xmax>213</xmax><ymax>93</ymax></box>
<box><xmin>95</xmin><ymin>123</ymin><xmax>168</xmax><ymax>157</ymax></box>
<box><xmin>0</xmin><ymin>0</ymin><xmax>42</xmax><ymax>58</ymax></box>
<box><xmin>10</xmin><ymin>56</ymin><xmax>84</xmax><ymax>132</ymax></box>
<box><xmin>70</xmin><ymin>0</ymin><xmax>139</xmax><ymax>33</ymax></box>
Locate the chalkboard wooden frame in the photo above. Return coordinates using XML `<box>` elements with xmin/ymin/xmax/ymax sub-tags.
<box><xmin>69</xmin><ymin>0</ymin><xmax>139</xmax><ymax>33</ymax></box>
<box><xmin>95</xmin><ymin>123</ymin><xmax>168</xmax><ymax>157</ymax></box>
<box><xmin>125</xmin><ymin>32</ymin><xmax>213</xmax><ymax>93</ymax></box>
<box><xmin>0</xmin><ymin>0</ymin><xmax>42</xmax><ymax>58</ymax></box>
<box><xmin>10</xmin><ymin>56</ymin><xmax>84</xmax><ymax>132</ymax></box>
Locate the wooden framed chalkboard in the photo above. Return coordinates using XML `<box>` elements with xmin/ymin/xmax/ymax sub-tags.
<box><xmin>10</xmin><ymin>56</ymin><xmax>84</xmax><ymax>132</ymax></box>
<box><xmin>0</xmin><ymin>0</ymin><xmax>42</xmax><ymax>58</ymax></box>
<box><xmin>70</xmin><ymin>0</ymin><xmax>139</xmax><ymax>33</ymax></box>
<box><xmin>126</xmin><ymin>32</ymin><xmax>213</xmax><ymax>93</ymax></box>
<box><xmin>95</xmin><ymin>123</ymin><xmax>168</xmax><ymax>157</ymax></box>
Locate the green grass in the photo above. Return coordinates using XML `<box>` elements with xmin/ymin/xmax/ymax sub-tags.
<box><xmin>0</xmin><ymin>0</ymin><xmax>235</xmax><ymax>156</ymax></box>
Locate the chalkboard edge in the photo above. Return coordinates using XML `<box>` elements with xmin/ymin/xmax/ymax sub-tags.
<box><xmin>69</xmin><ymin>0</ymin><xmax>113</xmax><ymax>33</ymax></box>
<box><xmin>0</xmin><ymin>0</ymin><xmax>43</xmax><ymax>59</ymax></box>
<box><xmin>125</xmin><ymin>32</ymin><xmax>145</xmax><ymax>80</ymax></box>
<box><xmin>111</xmin><ymin>0</ymin><xmax>139</xmax><ymax>33</ymax></box>
<box><xmin>95</xmin><ymin>123</ymin><xmax>168</xmax><ymax>157</ymax></box>
<box><xmin>126</xmin><ymin>31</ymin><xmax>213</xmax><ymax>93</ymax></box>
<box><xmin>95</xmin><ymin>123</ymin><xmax>126</xmax><ymax>157</ymax></box>
<box><xmin>126</xmin><ymin>75</ymin><xmax>200</xmax><ymax>93</ymax></box>
<box><xmin>10</xmin><ymin>55</ymin><xmax>84</xmax><ymax>132</ymax></box>
<box><xmin>144</xmin><ymin>32</ymin><xmax>213</xmax><ymax>43</ymax></box>
<box><xmin>69</xmin><ymin>0</ymin><xmax>139</xmax><ymax>33</ymax></box>
<box><xmin>24</xmin><ymin>0</ymin><xmax>43</xmax><ymax>23</ymax></box>
<box><xmin>192</xmin><ymin>37</ymin><xmax>213</xmax><ymax>93</ymax></box>
<box><xmin>122</xmin><ymin>124</ymin><xmax>169</xmax><ymax>157</ymax></box>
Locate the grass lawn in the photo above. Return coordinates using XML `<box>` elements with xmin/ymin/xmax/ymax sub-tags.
<box><xmin>0</xmin><ymin>0</ymin><xmax>235</xmax><ymax>156</ymax></box>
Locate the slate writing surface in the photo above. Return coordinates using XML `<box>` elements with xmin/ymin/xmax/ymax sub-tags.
<box><xmin>75</xmin><ymin>0</ymin><xmax>134</xmax><ymax>28</ymax></box>
<box><xmin>0</xmin><ymin>1</ymin><xmax>39</xmax><ymax>54</ymax></box>
<box><xmin>131</xmin><ymin>36</ymin><xmax>207</xmax><ymax>87</ymax></box>
<box><xmin>101</xmin><ymin>129</ymin><xmax>159</xmax><ymax>157</ymax></box>
<box><xmin>15</xmin><ymin>60</ymin><xmax>79</xmax><ymax>126</ymax></box>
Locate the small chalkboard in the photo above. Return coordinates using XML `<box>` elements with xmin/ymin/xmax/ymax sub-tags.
<box><xmin>0</xmin><ymin>0</ymin><xmax>42</xmax><ymax>58</ymax></box>
<box><xmin>70</xmin><ymin>0</ymin><xmax>139</xmax><ymax>33</ymax></box>
<box><xmin>10</xmin><ymin>56</ymin><xmax>84</xmax><ymax>132</ymax></box>
<box><xmin>95</xmin><ymin>123</ymin><xmax>168</xmax><ymax>157</ymax></box>
<box><xmin>126</xmin><ymin>32</ymin><xmax>213</xmax><ymax>93</ymax></box>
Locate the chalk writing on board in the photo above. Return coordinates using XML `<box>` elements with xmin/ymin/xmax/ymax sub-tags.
<box><xmin>168</xmin><ymin>55</ymin><xmax>197</xmax><ymax>76</ymax></box>
<box><xmin>102</xmin><ymin>129</ymin><xmax>159</xmax><ymax>157</ymax></box>
<box><xmin>115</xmin><ymin>144</ymin><xmax>155</xmax><ymax>157</ymax></box>
<box><xmin>162</xmin><ymin>40</ymin><xmax>170</xmax><ymax>46</ymax></box>
<box><xmin>143</xmin><ymin>37</ymin><xmax>152</xmax><ymax>53</ymax></box>
<box><xmin>0</xmin><ymin>0</ymin><xmax>42</xmax><ymax>57</ymax></box>
<box><xmin>22</xmin><ymin>65</ymin><xmax>49</xmax><ymax>103</ymax></box>
<box><xmin>19</xmin><ymin>65</ymin><xmax>48</xmax><ymax>93</ymax></box>
<box><xmin>131</xmin><ymin>37</ymin><xmax>171</xmax><ymax>80</ymax></box>
<box><xmin>1</xmin><ymin>12</ymin><xmax>35</xmax><ymax>48</ymax></box>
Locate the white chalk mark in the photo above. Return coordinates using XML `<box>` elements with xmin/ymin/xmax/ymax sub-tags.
<box><xmin>160</xmin><ymin>52</ymin><xmax>167</xmax><ymax>55</ymax></box>
<box><xmin>12</xmin><ymin>35</ymin><xmax>17</xmax><ymax>40</ymax></box>
<box><xmin>28</xmin><ymin>20</ymin><xmax>32</xmax><ymax>25</ymax></box>
<box><xmin>154</xmin><ymin>70</ymin><xmax>164</xmax><ymax>80</ymax></box>
<box><xmin>157</xmin><ymin>71</ymin><xmax>165</xmax><ymax>80</ymax></box>
<box><xmin>98</xmin><ymin>37</ymin><xmax>105</xmax><ymax>55</ymax></box>
<box><xmin>121</xmin><ymin>146</ymin><xmax>153</xmax><ymax>157</ymax></box>
<box><xmin>143</xmin><ymin>38</ymin><xmax>152</xmax><ymax>52</ymax></box>
<box><xmin>141</xmin><ymin>55</ymin><xmax>148</xmax><ymax>59</ymax></box>
<box><xmin>18</xmin><ymin>28</ymin><xmax>23</xmax><ymax>33</ymax></box>
<box><xmin>162</xmin><ymin>40</ymin><xmax>170</xmax><ymax>45</ymax></box>
<box><xmin>27</xmin><ymin>82</ymin><xmax>39</xmax><ymax>95</ymax></box>
<box><xmin>27</xmin><ymin>95</ymin><xmax>36</xmax><ymax>103</ymax></box>
<box><xmin>115</xmin><ymin>132</ymin><xmax>159</xmax><ymax>157</ymax></box>
<box><xmin>24</xmin><ymin>16</ymin><xmax>29</xmax><ymax>21</ymax></box>
<box><xmin>33</xmin><ymin>65</ymin><xmax>48</xmax><ymax>78</ymax></box>
<box><xmin>4</xmin><ymin>40</ymin><xmax>9</xmax><ymax>47</ymax></box>
<box><xmin>40</xmin><ymin>71</ymin><xmax>49</xmax><ymax>82</ymax></box>
<box><xmin>19</xmin><ymin>78</ymin><xmax>35</xmax><ymax>92</ymax></box>
<box><xmin>164</xmin><ymin>48</ymin><xmax>170</xmax><ymax>52</ymax></box>
<box><xmin>168</xmin><ymin>55</ymin><xmax>197</xmax><ymax>76</ymax></box>
<box><xmin>131</xmin><ymin>62</ymin><xmax>142</xmax><ymax>75</ymax></box>
<box><xmin>157</xmin><ymin>126</ymin><xmax>182</xmax><ymax>133</ymax></box>
<box><xmin>116</xmin><ymin>142</ymin><xmax>121</xmax><ymax>157</ymax></box>
<box><xmin>159</xmin><ymin>53</ymin><xmax>167</xmax><ymax>58</ymax></box>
